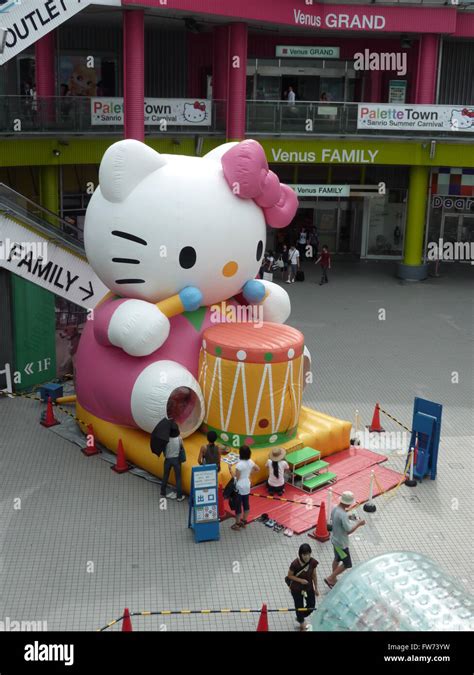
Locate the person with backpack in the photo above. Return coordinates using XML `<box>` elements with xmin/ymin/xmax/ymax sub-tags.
<box><xmin>315</xmin><ymin>244</ymin><xmax>331</xmax><ymax>285</ymax></box>
<box><xmin>286</xmin><ymin>244</ymin><xmax>300</xmax><ymax>283</ymax></box>
<box><xmin>286</xmin><ymin>544</ymin><xmax>319</xmax><ymax>631</ymax></box>
<box><xmin>158</xmin><ymin>419</ymin><xmax>186</xmax><ymax>501</ymax></box>
<box><xmin>198</xmin><ymin>430</ymin><xmax>229</xmax><ymax>472</ymax></box>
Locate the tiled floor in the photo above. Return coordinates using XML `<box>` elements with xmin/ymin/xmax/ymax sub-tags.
<box><xmin>0</xmin><ymin>260</ymin><xmax>473</xmax><ymax>631</ymax></box>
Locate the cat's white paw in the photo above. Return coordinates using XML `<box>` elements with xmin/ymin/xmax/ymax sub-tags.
<box><xmin>108</xmin><ymin>299</ymin><xmax>170</xmax><ymax>356</ymax></box>
<box><xmin>131</xmin><ymin>360</ymin><xmax>205</xmax><ymax>435</ymax></box>
<box><xmin>258</xmin><ymin>280</ymin><xmax>291</xmax><ymax>323</ymax></box>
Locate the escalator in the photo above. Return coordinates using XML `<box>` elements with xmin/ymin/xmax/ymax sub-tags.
<box><xmin>0</xmin><ymin>183</ymin><xmax>107</xmax><ymax>308</ymax></box>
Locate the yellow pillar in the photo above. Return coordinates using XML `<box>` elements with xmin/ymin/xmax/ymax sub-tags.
<box><xmin>397</xmin><ymin>165</ymin><xmax>429</xmax><ymax>280</ymax></box>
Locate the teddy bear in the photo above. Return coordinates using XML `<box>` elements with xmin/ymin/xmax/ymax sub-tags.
<box><xmin>75</xmin><ymin>139</ymin><xmax>300</xmax><ymax>437</ymax></box>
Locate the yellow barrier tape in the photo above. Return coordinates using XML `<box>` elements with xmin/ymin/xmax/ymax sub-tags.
<box><xmin>98</xmin><ymin>607</ymin><xmax>318</xmax><ymax>631</ymax></box>
<box><xmin>378</xmin><ymin>407</ymin><xmax>412</xmax><ymax>433</ymax></box>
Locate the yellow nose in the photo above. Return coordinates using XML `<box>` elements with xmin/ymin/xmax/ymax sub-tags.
<box><xmin>222</xmin><ymin>261</ymin><xmax>238</xmax><ymax>277</ymax></box>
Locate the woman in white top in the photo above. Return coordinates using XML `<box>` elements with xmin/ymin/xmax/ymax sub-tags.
<box><xmin>266</xmin><ymin>448</ymin><xmax>289</xmax><ymax>496</ymax></box>
<box><xmin>230</xmin><ymin>445</ymin><xmax>259</xmax><ymax>531</ymax></box>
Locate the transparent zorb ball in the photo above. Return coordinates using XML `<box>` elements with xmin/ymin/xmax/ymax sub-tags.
<box><xmin>313</xmin><ymin>551</ymin><xmax>474</xmax><ymax>632</ymax></box>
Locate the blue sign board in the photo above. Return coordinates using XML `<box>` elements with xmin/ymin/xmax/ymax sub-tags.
<box><xmin>188</xmin><ymin>464</ymin><xmax>220</xmax><ymax>543</ymax></box>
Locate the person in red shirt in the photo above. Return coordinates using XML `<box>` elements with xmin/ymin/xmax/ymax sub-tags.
<box><xmin>315</xmin><ymin>245</ymin><xmax>331</xmax><ymax>285</ymax></box>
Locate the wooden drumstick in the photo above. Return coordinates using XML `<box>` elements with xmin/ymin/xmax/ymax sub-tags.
<box><xmin>155</xmin><ymin>294</ymin><xmax>187</xmax><ymax>319</ymax></box>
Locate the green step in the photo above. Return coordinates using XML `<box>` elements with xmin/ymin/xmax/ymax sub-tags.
<box><xmin>302</xmin><ymin>471</ymin><xmax>337</xmax><ymax>492</ymax></box>
<box><xmin>286</xmin><ymin>446</ymin><xmax>321</xmax><ymax>466</ymax></box>
<box><xmin>293</xmin><ymin>459</ymin><xmax>330</xmax><ymax>478</ymax></box>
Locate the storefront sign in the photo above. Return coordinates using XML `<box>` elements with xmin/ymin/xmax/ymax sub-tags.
<box><xmin>123</xmin><ymin>1</ymin><xmax>458</xmax><ymax>35</ymax></box>
<box><xmin>432</xmin><ymin>196</ymin><xmax>474</xmax><ymax>210</ymax></box>
<box><xmin>91</xmin><ymin>98</ymin><xmax>212</xmax><ymax>126</ymax></box>
<box><xmin>276</xmin><ymin>45</ymin><xmax>339</xmax><ymax>59</ymax></box>
<box><xmin>358</xmin><ymin>104</ymin><xmax>474</xmax><ymax>132</ymax></box>
<box><xmin>271</xmin><ymin>147</ymin><xmax>379</xmax><ymax>163</ymax></box>
<box><xmin>388</xmin><ymin>81</ymin><xmax>407</xmax><ymax>104</ymax></box>
<box><xmin>0</xmin><ymin>0</ymin><xmax>90</xmax><ymax>66</ymax></box>
<box><xmin>289</xmin><ymin>184</ymin><xmax>350</xmax><ymax>197</ymax></box>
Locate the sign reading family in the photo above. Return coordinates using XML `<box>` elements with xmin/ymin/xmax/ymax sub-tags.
<box><xmin>275</xmin><ymin>45</ymin><xmax>340</xmax><ymax>59</ymax></box>
<box><xmin>91</xmin><ymin>98</ymin><xmax>212</xmax><ymax>126</ymax></box>
<box><xmin>358</xmin><ymin>104</ymin><xmax>474</xmax><ymax>132</ymax></box>
<box><xmin>289</xmin><ymin>184</ymin><xmax>350</xmax><ymax>197</ymax></box>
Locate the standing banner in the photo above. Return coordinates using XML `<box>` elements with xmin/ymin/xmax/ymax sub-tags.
<box><xmin>188</xmin><ymin>465</ymin><xmax>219</xmax><ymax>543</ymax></box>
<box><xmin>358</xmin><ymin>104</ymin><xmax>474</xmax><ymax>132</ymax></box>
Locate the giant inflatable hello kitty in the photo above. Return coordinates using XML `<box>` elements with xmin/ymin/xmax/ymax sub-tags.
<box><xmin>75</xmin><ymin>139</ymin><xmax>299</xmax><ymax>438</ymax></box>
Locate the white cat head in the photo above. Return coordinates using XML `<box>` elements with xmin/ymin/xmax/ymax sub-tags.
<box><xmin>450</xmin><ymin>109</ymin><xmax>474</xmax><ymax>130</ymax></box>
<box><xmin>85</xmin><ymin>139</ymin><xmax>297</xmax><ymax>306</ymax></box>
<box><xmin>183</xmin><ymin>102</ymin><xmax>207</xmax><ymax>123</ymax></box>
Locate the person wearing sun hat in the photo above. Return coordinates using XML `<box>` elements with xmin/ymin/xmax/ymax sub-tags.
<box><xmin>265</xmin><ymin>447</ymin><xmax>289</xmax><ymax>496</ymax></box>
<box><xmin>324</xmin><ymin>491</ymin><xmax>366</xmax><ymax>590</ymax></box>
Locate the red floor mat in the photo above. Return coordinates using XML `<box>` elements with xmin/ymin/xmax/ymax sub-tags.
<box><xmin>225</xmin><ymin>449</ymin><xmax>403</xmax><ymax>535</ymax></box>
<box><xmin>325</xmin><ymin>446</ymin><xmax>386</xmax><ymax>480</ymax></box>
<box><xmin>332</xmin><ymin>465</ymin><xmax>404</xmax><ymax>503</ymax></box>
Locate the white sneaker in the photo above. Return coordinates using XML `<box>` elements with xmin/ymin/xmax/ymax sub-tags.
<box><xmin>166</xmin><ymin>492</ymin><xmax>177</xmax><ymax>500</ymax></box>
<box><xmin>176</xmin><ymin>496</ymin><xmax>185</xmax><ymax>502</ymax></box>
<box><xmin>285</xmin><ymin>280</ymin><xmax>291</xmax><ymax>284</ymax></box>
<box><xmin>291</xmin><ymin>280</ymin><xmax>295</xmax><ymax>283</ymax></box>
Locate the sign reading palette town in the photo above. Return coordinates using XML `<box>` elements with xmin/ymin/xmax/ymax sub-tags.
<box><xmin>289</xmin><ymin>184</ymin><xmax>350</xmax><ymax>197</ymax></box>
<box><xmin>276</xmin><ymin>45</ymin><xmax>340</xmax><ymax>59</ymax></box>
<box><xmin>358</xmin><ymin>104</ymin><xmax>474</xmax><ymax>132</ymax></box>
<box><xmin>91</xmin><ymin>98</ymin><xmax>212</xmax><ymax>126</ymax></box>
<box><xmin>0</xmin><ymin>0</ymin><xmax>90</xmax><ymax>65</ymax></box>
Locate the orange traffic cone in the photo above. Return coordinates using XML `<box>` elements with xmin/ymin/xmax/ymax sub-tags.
<box><xmin>40</xmin><ymin>397</ymin><xmax>59</xmax><ymax>428</ymax></box>
<box><xmin>367</xmin><ymin>402</ymin><xmax>384</xmax><ymax>433</ymax></box>
<box><xmin>308</xmin><ymin>501</ymin><xmax>330</xmax><ymax>542</ymax></box>
<box><xmin>256</xmin><ymin>603</ymin><xmax>269</xmax><ymax>632</ymax></box>
<box><xmin>122</xmin><ymin>608</ymin><xmax>132</xmax><ymax>632</ymax></box>
<box><xmin>82</xmin><ymin>424</ymin><xmax>100</xmax><ymax>456</ymax></box>
<box><xmin>111</xmin><ymin>439</ymin><xmax>130</xmax><ymax>473</ymax></box>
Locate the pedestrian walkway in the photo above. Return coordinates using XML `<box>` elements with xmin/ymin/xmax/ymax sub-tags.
<box><xmin>0</xmin><ymin>262</ymin><xmax>472</xmax><ymax>631</ymax></box>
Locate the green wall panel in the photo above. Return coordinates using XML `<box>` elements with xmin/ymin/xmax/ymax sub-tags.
<box><xmin>11</xmin><ymin>275</ymin><xmax>56</xmax><ymax>390</ymax></box>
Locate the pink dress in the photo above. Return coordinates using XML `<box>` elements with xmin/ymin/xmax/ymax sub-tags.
<box><xmin>75</xmin><ymin>296</ymin><xmax>237</xmax><ymax>427</ymax></box>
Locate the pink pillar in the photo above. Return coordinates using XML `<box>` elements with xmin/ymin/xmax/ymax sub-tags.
<box><xmin>369</xmin><ymin>69</ymin><xmax>382</xmax><ymax>103</ymax></box>
<box><xmin>415</xmin><ymin>34</ymin><xmax>439</xmax><ymax>104</ymax></box>
<box><xmin>123</xmin><ymin>10</ymin><xmax>144</xmax><ymax>141</ymax></box>
<box><xmin>226</xmin><ymin>22</ymin><xmax>248</xmax><ymax>141</ymax></box>
<box><xmin>213</xmin><ymin>25</ymin><xmax>229</xmax><ymax>129</ymax></box>
<box><xmin>35</xmin><ymin>32</ymin><xmax>55</xmax><ymax>97</ymax></box>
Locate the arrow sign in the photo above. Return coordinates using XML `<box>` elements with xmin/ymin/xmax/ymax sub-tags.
<box><xmin>24</xmin><ymin>362</ymin><xmax>33</xmax><ymax>375</ymax></box>
<box><xmin>0</xmin><ymin>216</ymin><xmax>108</xmax><ymax>308</ymax></box>
<box><xmin>79</xmin><ymin>281</ymin><xmax>94</xmax><ymax>302</ymax></box>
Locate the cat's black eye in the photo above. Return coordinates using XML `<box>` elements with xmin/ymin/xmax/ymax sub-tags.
<box><xmin>256</xmin><ymin>240</ymin><xmax>263</xmax><ymax>261</ymax></box>
<box><xmin>179</xmin><ymin>246</ymin><xmax>197</xmax><ymax>269</ymax></box>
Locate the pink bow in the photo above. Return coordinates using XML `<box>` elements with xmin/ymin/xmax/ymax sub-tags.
<box><xmin>194</xmin><ymin>101</ymin><xmax>206</xmax><ymax>111</ymax></box>
<box><xmin>221</xmin><ymin>140</ymin><xmax>298</xmax><ymax>229</ymax></box>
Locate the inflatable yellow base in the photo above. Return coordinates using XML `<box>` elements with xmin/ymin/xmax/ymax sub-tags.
<box><xmin>76</xmin><ymin>402</ymin><xmax>351</xmax><ymax>494</ymax></box>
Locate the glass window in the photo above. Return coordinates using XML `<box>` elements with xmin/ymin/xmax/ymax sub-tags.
<box><xmin>367</xmin><ymin>190</ymin><xmax>406</xmax><ymax>256</ymax></box>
